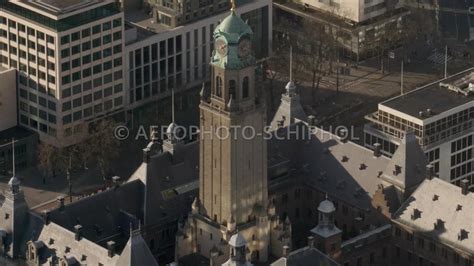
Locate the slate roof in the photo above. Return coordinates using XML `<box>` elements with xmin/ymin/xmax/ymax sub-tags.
<box><xmin>380</xmin><ymin>131</ymin><xmax>428</xmax><ymax>190</ymax></box>
<box><xmin>271</xmin><ymin>247</ymin><xmax>340</xmax><ymax>266</ymax></box>
<box><xmin>46</xmin><ymin>180</ymin><xmax>144</xmax><ymax>250</ymax></box>
<box><xmin>127</xmin><ymin>141</ymin><xmax>199</xmax><ymax>226</ymax></box>
<box><xmin>393</xmin><ymin>178</ymin><xmax>474</xmax><ymax>255</ymax></box>
<box><xmin>116</xmin><ymin>230</ymin><xmax>158</xmax><ymax>266</ymax></box>
<box><xmin>34</xmin><ymin>222</ymin><xmax>120</xmax><ymax>265</ymax></box>
<box><xmin>269</xmin><ymin>123</ymin><xmax>391</xmax><ymax>211</ymax></box>
<box><xmin>270</xmin><ymin>85</ymin><xmax>308</xmax><ymax>130</ymax></box>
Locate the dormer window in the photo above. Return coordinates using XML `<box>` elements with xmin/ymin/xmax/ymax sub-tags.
<box><xmin>434</xmin><ymin>219</ymin><xmax>445</xmax><ymax>230</ymax></box>
<box><xmin>393</xmin><ymin>165</ymin><xmax>402</xmax><ymax>175</ymax></box>
<box><xmin>458</xmin><ymin>229</ymin><xmax>469</xmax><ymax>241</ymax></box>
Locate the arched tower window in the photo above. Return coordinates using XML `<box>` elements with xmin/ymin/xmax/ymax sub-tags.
<box><xmin>216</xmin><ymin>76</ymin><xmax>222</xmax><ymax>97</ymax></box>
<box><xmin>242</xmin><ymin>77</ymin><xmax>249</xmax><ymax>98</ymax></box>
<box><xmin>229</xmin><ymin>80</ymin><xmax>236</xmax><ymax>100</ymax></box>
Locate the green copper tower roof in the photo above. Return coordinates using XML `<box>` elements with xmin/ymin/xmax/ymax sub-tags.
<box><xmin>214</xmin><ymin>11</ymin><xmax>253</xmax><ymax>44</ymax></box>
<box><xmin>212</xmin><ymin>8</ymin><xmax>255</xmax><ymax>70</ymax></box>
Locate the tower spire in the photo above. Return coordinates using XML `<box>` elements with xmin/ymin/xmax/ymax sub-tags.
<box><xmin>290</xmin><ymin>46</ymin><xmax>293</xmax><ymax>82</ymax></box>
<box><xmin>171</xmin><ymin>88</ymin><xmax>175</xmax><ymax>125</ymax></box>
<box><xmin>230</xmin><ymin>0</ymin><xmax>236</xmax><ymax>13</ymax></box>
<box><xmin>11</xmin><ymin>138</ymin><xmax>15</xmax><ymax>177</ymax></box>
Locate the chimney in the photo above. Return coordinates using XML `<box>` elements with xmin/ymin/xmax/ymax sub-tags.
<box><xmin>107</xmin><ymin>241</ymin><xmax>116</xmax><ymax>257</ymax></box>
<box><xmin>307</xmin><ymin>236</ymin><xmax>314</xmax><ymax>248</ymax></box>
<box><xmin>308</xmin><ymin>115</ymin><xmax>316</xmax><ymax>126</ymax></box>
<box><xmin>460</xmin><ymin>179</ymin><xmax>469</xmax><ymax>195</ymax></box>
<box><xmin>57</xmin><ymin>196</ymin><xmax>65</xmax><ymax>211</ymax></box>
<box><xmin>143</xmin><ymin>148</ymin><xmax>150</xmax><ymax>163</ymax></box>
<box><xmin>74</xmin><ymin>224</ymin><xmax>83</xmax><ymax>241</ymax></box>
<box><xmin>373</xmin><ymin>143</ymin><xmax>381</xmax><ymax>157</ymax></box>
<box><xmin>426</xmin><ymin>164</ymin><xmax>434</xmax><ymax>180</ymax></box>
<box><xmin>42</xmin><ymin>210</ymin><xmax>50</xmax><ymax>225</ymax></box>
<box><xmin>283</xmin><ymin>245</ymin><xmax>290</xmax><ymax>258</ymax></box>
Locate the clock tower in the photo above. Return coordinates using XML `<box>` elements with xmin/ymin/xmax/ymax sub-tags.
<box><xmin>176</xmin><ymin>3</ymin><xmax>291</xmax><ymax>264</ymax></box>
<box><xmin>199</xmin><ymin>2</ymin><xmax>268</xmax><ymax>226</ymax></box>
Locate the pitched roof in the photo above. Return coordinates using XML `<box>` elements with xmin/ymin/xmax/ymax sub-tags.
<box><xmin>380</xmin><ymin>131</ymin><xmax>428</xmax><ymax>190</ymax></box>
<box><xmin>393</xmin><ymin>178</ymin><xmax>474</xmax><ymax>255</ymax></box>
<box><xmin>127</xmin><ymin>141</ymin><xmax>199</xmax><ymax>226</ymax></box>
<box><xmin>270</xmin><ymin>89</ymin><xmax>308</xmax><ymax>130</ymax></box>
<box><xmin>45</xmin><ymin>180</ymin><xmax>143</xmax><ymax>249</ymax></box>
<box><xmin>116</xmin><ymin>230</ymin><xmax>158</xmax><ymax>266</ymax></box>
<box><xmin>269</xmin><ymin>123</ymin><xmax>391</xmax><ymax>211</ymax></box>
<box><xmin>34</xmin><ymin>222</ymin><xmax>120</xmax><ymax>265</ymax></box>
<box><xmin>271</xmin><ymin>247</ymin><xmax>340</xmax><ymax>266</ymax></box>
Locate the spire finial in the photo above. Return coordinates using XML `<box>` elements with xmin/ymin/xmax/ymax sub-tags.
<box><xmin>171</xmin><ymin>88</ymin><xmax>175</xmax><ymax>124</ymax></box>
<box><xmin>11</xmin><ymin>138</ymin><xmax>15</xmax><ymax>177</ymax></box>
<box><xmin>230</xmin><ymin>0</ymin><xmax>236</xmax><ymax>13</ymax></box>
<box><xmin>289</xmin><ymin>46</ymin><xmax>293</xmax><ymax>82</ymax></box>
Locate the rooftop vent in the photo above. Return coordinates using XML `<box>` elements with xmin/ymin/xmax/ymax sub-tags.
<box><xmin>439</xmin><ymin>81</ymin><xmax>474</xmax><ymax>97</ymax></box>
<box><xmin>458</xmin><ymin>229</ymin><xmax>469</xmax><ymax>241</ymax></box>
<box><xmin>460</xmin><ymin>179</ymin><xmax>470</xmax><ymax>195</ymax></box>
<box><xmin>432</xmin><ymin>194</ymin><xmax>439</xmax><ymax>201</ymax></box>
<box><xmin>434</xmin><ymin>219</ymin><xmax>445</xmax><ymax>230</ymax></box>
<box><xmin>359</xmin><ymin>163</ymin><xmax>367</xmax><ymax>170</ymax></box>
<box><xmin>411</xmin><ymin>208</ymin><xmax>422</xmax><ymax>220</ymax></box>
<box><xmin>426</xmin><ymin>164</ymin><xmax>435</xmax><ymax>180</ymax></box>
<box><xmin>456</xmin><ymin>204</ymin><xmax>463</xmax><ymax>211</ymax></box>
<box><xmin>373</xmin><ymin>143</ymin><xmax>381</xmax><ymax>157</ymax></box>
<box><xmin>393</xmin><ymin>165</ymin><xmax>402</xmax><ymax>176</ymax></box>
<box><xmin>341</xmin><ymin>155</ymin><xmax>349</xmax><ymax>162</ymax></box>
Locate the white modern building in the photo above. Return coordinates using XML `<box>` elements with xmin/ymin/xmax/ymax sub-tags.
<box><xmin>0</xmin><ymin>0</ymin><xmax>125</xmax><ymax>146</ymax></box>
<box><xmin>123</xmin><ymin>0</ymin><xmax>272</xmax><ymax>115</ymax></box>
<box><xmin>364</xmin><ymin>68</ymin><xmax>474</xmax><ymax>188</ymax></box>
<box><xmin>301</xmin><ymin>0</ymin><xmax>399</xmax><ymax>23</ymax></box>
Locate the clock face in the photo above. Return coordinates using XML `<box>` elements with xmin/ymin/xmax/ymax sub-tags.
<box><xmin>239</xmin><ymin>39</ymin><xmax>252</xmax><ymax>58</ymax></box>
<box><xmin>215</xmin><ymin>39</ymin><xmax>228</xmax><ymax>56</ymax></box>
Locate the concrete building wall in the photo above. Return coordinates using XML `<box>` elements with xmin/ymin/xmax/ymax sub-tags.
<box><xmin>0</xmin><ymin>68</ymin><xmax>17</xmax><ymax>131</ymax></box>
<box><xmin>302</xmin><ymin>0</ymin><xmax>391</xmax><ymax>23</ymax></box>
<box><xmin>0</xmin><ymin>3</ymin><xmax>125</xmax><ymax>147</ymax></box>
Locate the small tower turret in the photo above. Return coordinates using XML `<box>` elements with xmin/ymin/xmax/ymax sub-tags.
<box><xmin>310</xmin><ymin>196</ymin><xmax>342</xmax><ymax>260</ymax></box>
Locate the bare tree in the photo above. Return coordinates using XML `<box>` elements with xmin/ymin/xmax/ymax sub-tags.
<box><xmin>37</xmin><ymin>142</ymin><xmax>61</xmax><ymax>183</ymax></box>
<box><xmin>293</xmin><ymin>20</ymin><xmax>335</xmax><ymax>103</ymax></box>
<box><xmin>85</xmin><ymin>119</ymin><xmax>121</xmax><ymax>180</ymax></box>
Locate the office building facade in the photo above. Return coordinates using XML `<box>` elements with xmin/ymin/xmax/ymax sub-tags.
<box><xmin>0</xmin><ymin>0</ymin><xmax>125</xmax><ymax>147</ymax></box>
<box><xmin>364</xmin><ymin>68</ymin><xmax>474</xmax><ymax>188</ymax></box>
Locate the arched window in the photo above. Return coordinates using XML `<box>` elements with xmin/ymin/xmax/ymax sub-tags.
<box><xmin>229</xmin><ymin>80</ymin><xmax>236</xmax><ymax>100</ymax></box>
<box><xmin>242</xmin><ymin>77</ymin><xmax>249</xmax><ymax>98</ymax></box>
<box><xmin>216</xmin><ymin>76</ymin><xmax>222</xmax><ymax>97</ymax></box>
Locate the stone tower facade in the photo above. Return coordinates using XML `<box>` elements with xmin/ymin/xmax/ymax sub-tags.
<box><xmin>176</xmin><ymin>4</ymin><xmax>291</xmax><ymax>264</ymax></box>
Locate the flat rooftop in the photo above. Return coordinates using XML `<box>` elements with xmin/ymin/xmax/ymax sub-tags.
<box><xmin>382</xmin><ymin>68</ymin><xmax>474</xmax><ymax>119</ymax></box>
<box><xmin>0</xmin><ymin>126</ymin><xmax>36</xmax><ymax>146</ymax></box>
<box><xmin>124</xmin><ymin>0</ymin><xmax>260</xmax><ymax>42</ymax></box>
<box><xmin>15</xmin><ymin>0</ymin><xmax>108</xmax><ymax>15</ymax></box>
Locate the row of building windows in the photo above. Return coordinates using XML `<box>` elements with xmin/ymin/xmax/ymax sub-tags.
<box><xmin>62</xmin><ymin>96</ymin><xmax>123</xmax><ymax>125</ymax></box>
<box><xmin>451</xmin><ymin>149</ymin><xmax>473</xmax><ymax>167</ymax></box>
<box><xmin>450</xmin><ymin>161</ymin><xmax>472</xmax><ymax>181</ymax></box>
<box><xmin>451</xmin><ymin>134</ymin><xmax>473</xmax><ymax>153</ymax></box>
<box><xmin>62</xmin><ymin>84</ymin><xmax>123</xmax><ymax>113</ymax></box>
<box><xmin>60</xmin><ymin>33</ymin><xmax>122</xmax><ymax>59</ymax></box>
<box><xmin>59</xmin><ymin>18</ymin><xmax>122</xmax><ymax>46</ymax></box>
